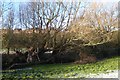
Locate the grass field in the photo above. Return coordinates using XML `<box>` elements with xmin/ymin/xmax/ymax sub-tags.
<box><xmin>2</xmin><ymin>56</ymin><xmax>119</xmax><ymax>79</ymax></box>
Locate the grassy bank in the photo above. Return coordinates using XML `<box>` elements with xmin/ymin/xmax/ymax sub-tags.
<box><xmin>2</xmin><ymin>56</ymin><xmax>119</xmax><ymax>79</ymax></box>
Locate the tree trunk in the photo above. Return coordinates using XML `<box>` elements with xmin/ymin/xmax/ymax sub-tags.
<box><xmin>7</xmin><ymin>47</ymin><xmax>10</xmax><ymax>55</ymax></box>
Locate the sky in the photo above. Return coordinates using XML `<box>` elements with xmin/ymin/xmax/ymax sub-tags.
<box><xmin>1</xmin><ymin>0</ymin><xmax>120</xmax><ymax>2</ymax></box>
<box><xmin>87</xmin><ymin>0</ymin><xmax>120</xmax><ymax>2</ymax></box>
<box><xmin>0</xmin><ymin>0</ymin><xmax>119</xmax><ymax>29</ymax></box>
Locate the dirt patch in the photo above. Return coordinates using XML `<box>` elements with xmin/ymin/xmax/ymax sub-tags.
<box><xmin>74</xmin><ymin>52</ymin><xmax>97</xmax><ymax>64</ymax></box>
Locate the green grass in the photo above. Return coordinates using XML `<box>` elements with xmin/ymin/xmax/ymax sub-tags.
<box><xmin>2</xmin><ymin>56</ymin><xmax>120</xmax><ymax>79</ymax></box>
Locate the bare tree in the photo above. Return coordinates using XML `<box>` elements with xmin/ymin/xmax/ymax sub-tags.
<box><xmin>2</xmin><ymin>2</ymin><xmax>15</xmax><ymax>54</ymax></box>
<box><xmin>83</xmin><ymin>2</ymin><xmax>117</xmax><ymax>32</ymax></box>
